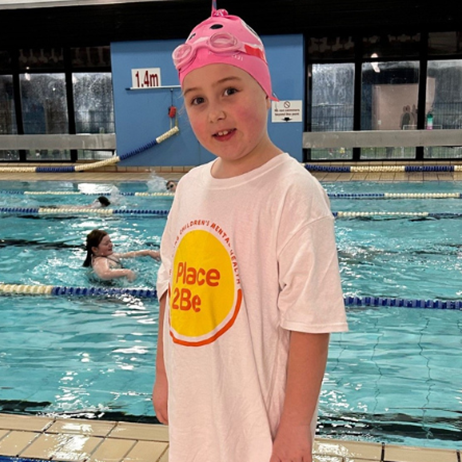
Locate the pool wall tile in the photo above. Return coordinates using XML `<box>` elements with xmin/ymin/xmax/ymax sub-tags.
<box><xmin>0</xmin><ymin>431</ymin><xmax>40</xmax><ymax>457</ymax></box>
<box><xmin>121</xmin><ymin>440</ymin><xmax>168</xmax><ymax>462</ymax></box>
<box><xmin>313</xmin><ymin>456</ymin><xmax>343</xmax><ymax>462</ymax></box>
<box><xmin>109</xmin><ymin>423</ymin><xmax>168</xmax><ymax>442</ymax></box>
<box><xmin>19</xmin><ymin>433</ymin><xmax>101</xmax><ymax>461</ymax></box>
<box><xmin>47</xmin><ymin>419</ymin><xmax>117</xmax><ymax>437</ymax></box>
<box><xmin>0</xmin><ymin>415</ymin><xmax>53</xmax><ymax>432</ymax></box>
<box><xmin>87</xmin><ymin>437</ymin><xmax>135</xmax><ymax>462</ymax></box>
<box><xmin>314</xmin><ymin>439</ymin><xmax>382</xmax><ymax>460</ymax></box>
<box><xmin>383</xmin><ymin>445</ymin><xmax>459</xmax><ymax>462</ymax></box>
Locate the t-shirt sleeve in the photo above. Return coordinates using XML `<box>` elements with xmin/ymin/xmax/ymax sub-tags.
<box><xmin>278</xmin><ymin>215</ymin><xmax>348</xmax><ymax>333</ymax></box>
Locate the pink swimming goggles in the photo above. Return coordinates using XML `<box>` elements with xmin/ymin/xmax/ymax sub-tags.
<box><xmin>173</xmin><ymin>8</ymin><xmax>277</xmax><ymax>101</ymax></box>
<box><xmin>173</xmin><ymin>31</ymin><xmax>267</xmax><ymax>71</ymax></box>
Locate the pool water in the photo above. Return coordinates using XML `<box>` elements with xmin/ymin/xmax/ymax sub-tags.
<box><xmin>0</xmin><ymin>180</ymin><xmax>461</xmax><ymax>450</ymax></box>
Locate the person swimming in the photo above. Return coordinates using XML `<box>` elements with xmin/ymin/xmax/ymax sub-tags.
<box><xmin>52</xmin><ymin>196</ymin><xmax>111</xmax><ymax>209</ymax></box>
<box><xmin>83</xmin><ymin>229</ymin><xmax>160</xmax><ymax>282</ymax></box>
<box><xmin>166</xmin><ymin>181</ymin><xmax>177</xmax><ymax>193</ymax></box>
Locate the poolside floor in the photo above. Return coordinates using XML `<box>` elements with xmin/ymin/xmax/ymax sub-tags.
<box><xmin>0</xmin><ymin>162</ymin><xmax>460</xmax><ymax>462</ymax></box>
<box><xmin>0</xmin><ymin>413</ymin><xmax>459</xmax><ymax>462</ymax></box>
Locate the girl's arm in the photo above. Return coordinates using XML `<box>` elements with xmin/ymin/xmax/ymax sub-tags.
<box><xmin>152</xmin><ymin>293</ymin><xmax>169</xmax><ymax>424</ymax></box>
<box><xmin>92</xmin><ymin>258</ymin><xmax>136</xmax><ymax>281</ymax></box>
<box><xmin>116</xmin><ymin>249</ymin><xmax>161</xmax><ymax>260</ymax></box>
<box><xmin>270</xmin><ymin>332</ymin><xmax>330</xmax><ymax>462</ymax></box>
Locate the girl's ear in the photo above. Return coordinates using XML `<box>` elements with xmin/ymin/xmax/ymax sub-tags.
<box><xmin>91</xmin><ymin>246</ymin><xmax>98</xmax><ymax>255</ymax></box>
<box><xmin>265</xmin><ymin>95</ymin><xmax>271</xmax><ymax>110</ymax></box>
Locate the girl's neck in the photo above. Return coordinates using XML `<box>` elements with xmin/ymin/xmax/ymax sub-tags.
<box><xmin>211</xmin><ymin>143</ymin><xmax>283</xmax><ymax>179</ymax></box>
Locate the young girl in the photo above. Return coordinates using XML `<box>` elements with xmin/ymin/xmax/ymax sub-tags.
<box><xmin>83</xmin><ymin>229</ymin><xmax>160</xmax><ymax>282</ymax></box>
<box><xmin>153</xmin><ymin>6</ymin><xmax>348</xmax><ymax>462</ymax></box>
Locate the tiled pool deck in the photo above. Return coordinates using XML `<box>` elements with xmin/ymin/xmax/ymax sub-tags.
<box><xmin>0</xmin><ymin>161</ymin><xmax>460</xmax><ymax>461</ymax></box>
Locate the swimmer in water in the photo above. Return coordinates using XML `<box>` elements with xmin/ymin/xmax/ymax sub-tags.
<box><xmin>54</xmin><ymin>196</ymin><xmax>111</xmax><ymax>209</ymax></box>
<box><xmin>83</xmin><ymin>229</ymin><xmax>160</xmax><ymax>282</ymax></box>
<box><xmin>166</xmin><ymin>181</ymin><xmax>177</xmax><ymax>193</ymax></box>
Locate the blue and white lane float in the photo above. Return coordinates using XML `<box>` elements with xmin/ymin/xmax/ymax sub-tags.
<box><xmin>328</xmin><ymin>192</ymin><xmax>462</xmax><ymax>199</ymax></box>
<box><xmin>0</xmin><ymin>283</ymin><xmax>157</xmax><ymax>298</ymax></box>
<box><xmin>305</xmin><ymin>164</ymin><xmax>462</xmax><ymax>173</ymax></box>
<box><xmin>0</xmin><ymin>283</ymin><xmax>460</xmax><ymax>309</ymax></box>
<box><xmin>0</xmin><ymin>126</ymin><xmax>179</xmax><ymax>173</ymax></box>
<box><xmin>0</xmin><ymin>191</ymin><xmax>174</xmax><ymax>197</ymax></box>
<box><xmin>2</xmin><ymin>191</ymin><xmax>462</xmax><ymax>199</ymax></box>
<box><xmin>2</xmin><ymin>207</ymin><xmax>462</xmax><ymax>219</ymax></box>
<box><xmin>0</xmin><ymin>207</ymin><xmax>169</xmax><ymax>216</ymax></box>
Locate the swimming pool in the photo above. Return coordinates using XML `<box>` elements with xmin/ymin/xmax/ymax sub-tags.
<box><xmin>0</xmin><ymin>179</ymin><xmax>461</xmax><ymax>450</ymax></box>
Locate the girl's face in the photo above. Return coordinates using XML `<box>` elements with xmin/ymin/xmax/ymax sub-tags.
<box><xmin>92</xmin><ymin>235</ymin><xmax>113</xmax><ymax>257</ymax></box>
<box><xmin>182</xmin><ymin>64</ymin><xmax>275</xmax><ymax>177</ymax></box>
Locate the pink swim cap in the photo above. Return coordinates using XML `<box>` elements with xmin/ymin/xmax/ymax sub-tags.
<box><xmin>173</xmin><ymin>8</ymin><xmax>277</xmax><ymax>101</ymax></box>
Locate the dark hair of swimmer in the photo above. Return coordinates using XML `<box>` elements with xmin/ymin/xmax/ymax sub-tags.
<box><xmin>83</xmin><ymin>229</ymin><xmax>108</xmax><ymax>267</ymax></box>
<box><xmin>97</xmin><ymin>196</ymin><xmax>111</xmax><ymax>206</ymax></box>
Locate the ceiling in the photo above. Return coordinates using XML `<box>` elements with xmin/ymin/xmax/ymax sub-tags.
<box><xmin>1</xmin><ymin>0</ymin><xmax>461</xmax><ymax>48</ymax></box>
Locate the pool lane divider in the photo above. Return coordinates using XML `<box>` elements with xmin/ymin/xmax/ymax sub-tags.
<box><xmin>305</xmin><ymin>164</ymin><xmax>462</xmax><ymax>173</ymax></box>
<box><xmin>0</xmin><ymin>284</ymin><xmax>157</xmax><ymax>298</ymax></box>
<box><xmin>333</xmin><ymin>211</ymin><xmax>462</xmax><ymax>218</ymax></box>
<box><xmin>0</xmin><ymin>207</ymin><xmax>169</xmax><ymax>216</ymax></box>
<box><xmin>0</xmin><ymin>126</ymin><xmax>179</xmax><ymax>174</ymax></box>
<box><xmin>0</xmin><ymin>283</ymin><xmax>461</xmax><ymax>309</ymax></box>
<box><xmin>2</xmin><ymin>191</ymin><xmax>462</xmax><ymax>199</ymax></box>
<box><xmin>1</xmin><ymin>207</ymin><xmax>461</xmax><ymax>219</ymax></box>
<box><xmin>328</xmin><ymin>192</ymin><xmax>462</xmax><ymax>199</ymax></box>
<box><xmin>0</xmin><ymin>191</ymin><xmax>175</xmax><ymax>197</ymax></box>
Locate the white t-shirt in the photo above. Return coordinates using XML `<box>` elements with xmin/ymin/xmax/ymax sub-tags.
<box><xmin>156</xmin><ymin>153</ymin><xmax>348</xmax><ymax>462</ymax></box>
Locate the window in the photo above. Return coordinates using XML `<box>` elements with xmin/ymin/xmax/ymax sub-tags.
<box><xmin>20</xmin><ymin>73</ymin><xmax>68</xmax><ymax>135</ymax></box>
<box><xmin>361</xmin><ymin>60</ymin><xmax>419</xmax><ymax>159</ymax></box>
<box><xmin>73</xmin><ymin>72</ymin><xmax>114</xmax><ymax>134</ymax></box>
<box><xmin>0</xmin><ymin>75</ymin><xmax>17</xmax><ymax>134</ymax></box>
<box><xmin>425</xmin><ymin>59</ymin><xmax>462</xmax><ymax>158</ymax></box>
<box><xmin>309</xmin><ymin>63</ymin><xmax>354</xmax><ymax>160</ymax></box>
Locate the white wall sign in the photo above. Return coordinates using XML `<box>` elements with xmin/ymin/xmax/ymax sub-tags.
<box><xmin>131</xmin><ymin>68</ymin><xmax>161</xmax><ymax>89</ymax></box>
<box><xmin>271</xmin><ymin>100</ymin><xmax>303</xmax><ymax>123</ymax></box>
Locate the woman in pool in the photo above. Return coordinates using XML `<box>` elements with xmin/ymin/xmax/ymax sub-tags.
<box><xmin>83</xmin><ymin>229</ymin><xmax>160</xmax><ymax>282</ymax></box>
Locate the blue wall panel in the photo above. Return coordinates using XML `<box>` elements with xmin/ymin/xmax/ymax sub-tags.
<box><xmin>111</xmin><ymin>34</ymin><xmax>304</xmax><ymax>167</ymax></box>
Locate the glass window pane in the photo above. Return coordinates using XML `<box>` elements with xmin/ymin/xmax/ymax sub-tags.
<box><xmin>428</xmin><ymin>32</ymin><xmax>462</xmax><ymax>57</ymax></box>
<box><xmin>311</xmin><ymin>63</ymin><xmax>355</xmax><ymax>131</ymax></box>
<box><xmin>362</xmin><ymin>34</ymin><xmax>420</xmax><ymax>59</ymax></box>
<box><xmin>309</xmin><ymin>63</ymin><xmax>354</xmax><ymax>160</ymax></box>
<box><xmin>77</xmin><ymin>149</ymin><xmax>114</xmax><ymax>160</ymax></box>
<box><xmin>0</xmin><ymin>150</ymin><xmax>19</xmax><ymax>161</ymax></box>
<box><xmin>20</xmin><ymin>73</ymin><xmax>68</xmax><ymax>134</ymax></box>
<box><xmin>18</xmin><ymin>48</ymin><xmax>64</xmax><ymax>70</ymax></box>
<box><xmin>26</xmin><ymin>149</ymin><xmax>71</xmax><ymax>161</ymax></box>
<box><xmin>73</xmin><ymin>72</ymin><xmax>114</xmax><ymax>134</ymax></box>
<box><xmin>307</xmin><ymin>36</ymin><xmax>355</xmax><ymax>60</ymax></box>
<box><xmin>361</xmin><ymin>61</ymin><xmax>419</xmax><ymax>131</ymax></box>
<box><xmin>0</xmin><ymin>75</ymin><xmax>17</xmax><ymax>134</ymax></box>
<box><xmin>424</xmin><ymin>146</ymin><xmax>462</xmax><ymax>159</ymax></box>
<box><xmin>426</xmin><ymin>60</ymin><xmax>462</xmax><ymax>129</ymax></box>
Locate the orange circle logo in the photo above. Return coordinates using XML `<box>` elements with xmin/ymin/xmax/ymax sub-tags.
<box><xmin>169</xmin><ymin>228</ymin><xmax>241</xmax><ymax>346</ymax></box>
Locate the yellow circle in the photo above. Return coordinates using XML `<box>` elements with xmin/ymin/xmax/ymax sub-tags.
<box><xmin>170</xmin><ymin>229</ymin><xmax>236</xmax><ymax>340</ymax></box>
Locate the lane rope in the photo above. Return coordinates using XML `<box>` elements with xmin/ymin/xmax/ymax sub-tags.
<box><xmin>0</xmin><ymin>126</ymin><xmax>179</xmax><ymax>173</ymax></box>
<box><xmin>305</xmin><ymin>164</ymin><xmax>462</xmax><ymax>173</ymax></box>
<box><xmin>1</xmin><ymin>283</ymin><xmax>460</xmax><ymax>309</ymax></box>
<box><xmin>1</xmin><ymin>190</ymin><xmax>461</xmax><ymax>200</ymax></box>
<box><xmin>0</xmin><ymin>207</ymin><xmax>168</xmax><ymax>216</ymax></box>
<box><xmin>0</xmin><ymin>191</ymin><xmax>174</xmax><ymax>197</ymax></box>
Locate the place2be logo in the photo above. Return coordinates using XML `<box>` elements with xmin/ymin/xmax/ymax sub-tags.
<box><xmin>168</xmin><ymin>225</ymin><xmax>242</xmax><ymax>347</ymax></box>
